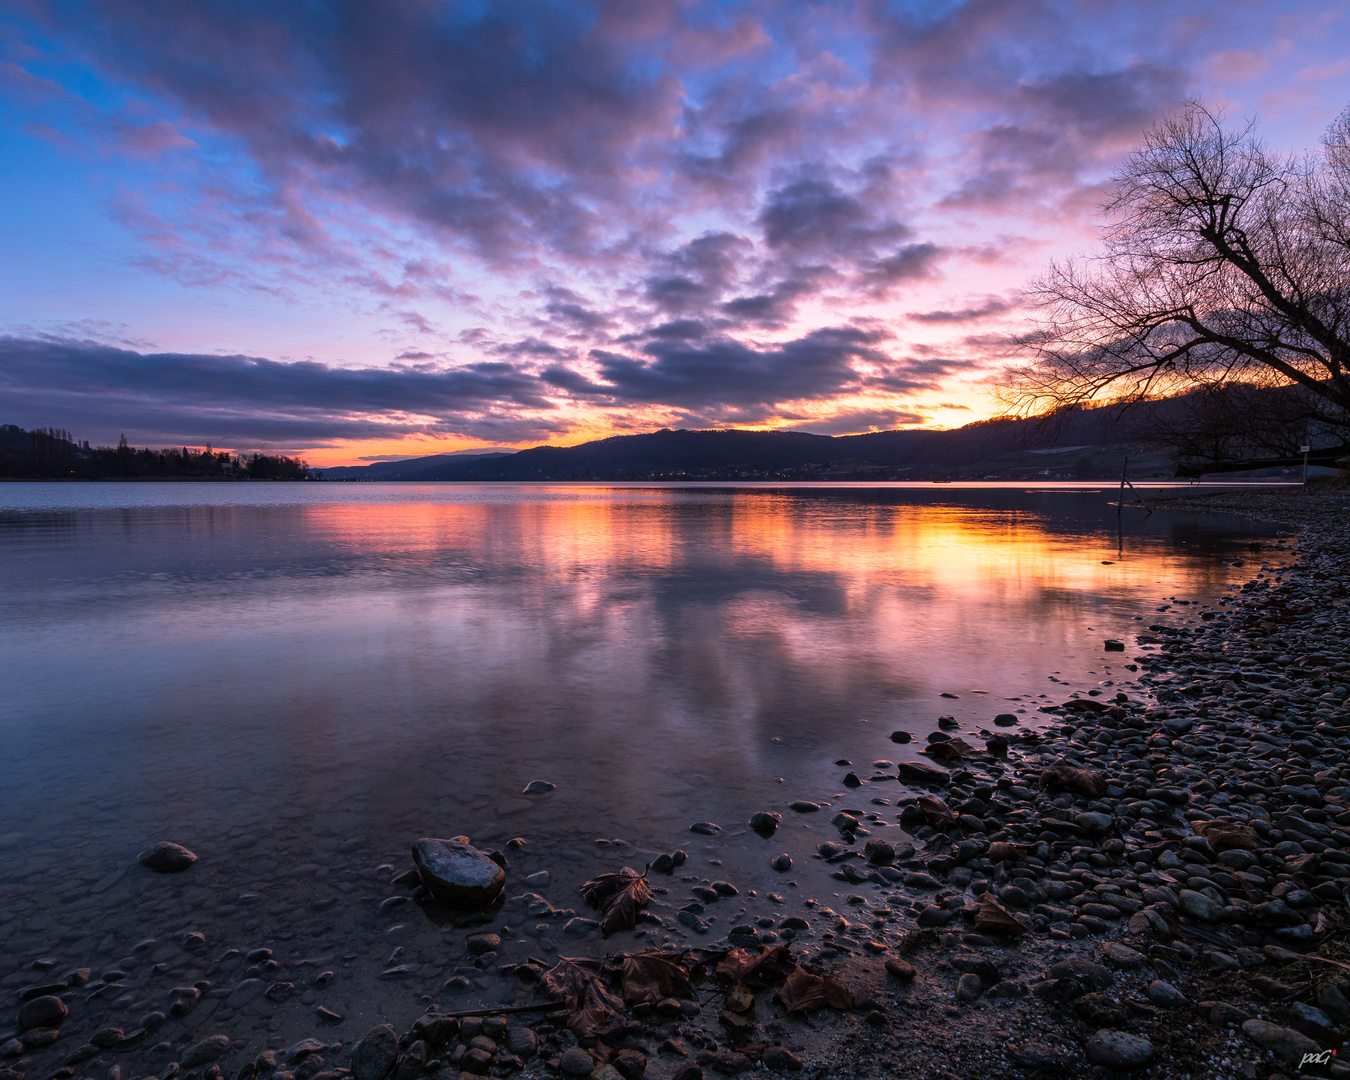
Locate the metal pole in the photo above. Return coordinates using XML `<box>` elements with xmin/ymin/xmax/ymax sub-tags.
<box><xmin>1301</xmin><ymin>444</ymin><xmax>1310</xmax><ymax>489</ymax></box>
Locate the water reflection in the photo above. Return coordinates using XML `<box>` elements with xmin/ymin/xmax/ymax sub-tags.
<box><xmin>0</xmin><ymin>484</ymin><xmax>1274</xmax><ymax>873</ymax></box>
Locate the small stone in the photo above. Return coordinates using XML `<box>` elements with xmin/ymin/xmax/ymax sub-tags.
<box><xmin>750</xmin><ymin>812</ymin><xmax>781</xmax><ymax>832</ymax></box>
<box><xmin>760</xmin><ymin>1046</ymin><xmax>802</xmax><ymax>1072</ymax></box>
<box><xmin>1085</xmin><ymin>1030</ymin><xmax>1153</xmax><ymax>1069</ymax></box>
<box><xmin>17</xmin><ymin>995</ymin><xmax>67</xmax><ymax>1031</ymax></box>
<box><xmin>465</xmin><ymin>932</ymin><xmax>500</xmax><ymax>956</ymax></box>
<box><xmin>1146</xmin><ymin>980</ymin><xmax>1187</xmax><ymax>1009</ymax></box>
<box><xmin>1100</xmin><ymin>943</ymin><xmax>1146</xmax><ymax>969</ymax></box>
<box><xmin>955</xmin><ymin>973</ymin><xmax>983</xmax><ymax>1003</ymax></box>
<box><xmin>884</xmin><ymin>956</ymin><xmax>916</xmax><ymax>981</ymax></box>
<box><xmin>139</xmin><ymin>842</ymin><xmax>197</xmax><ymax>873</ymax></box>
<box><xmin>1104</xmin><ymin>640</ymin><xmax>1125</xmax><ymax>651</ymax></box>
<box><xmin>181</xmin><ymin>1036</ymin><xmax>230</xmax><ymax>1067</ymax></box>
<box><xmin>863</xmin><ymin>839</ymin><xmax>895</xmax><ymax>865</ymax></box>
<box><xmin>993</xmin><ymin>713</ymin><xmax>1018</xmax><ymax>726</ymax></box>
<box><xmin>611</xmin><ymin>1049</ymin><xmax>646</xmax><ymax>1080</ymax></box>
<box><xmin>411</xmin><ymin>838</ymin><xmax>506</xmax><ymax>908</ymax></box>
<box><xmin>770</xmin><ymin>854</ymin><xmax>792</xmax><ymax>872</ymax></box>
<box><xmin>522</xmin><ymin>780</ymin><xmax>556</xmax><ymax>794</ymax></box>
<box><xmin>589</xmin><ymin>1066</ymin><xmax>623</xmax><ymax>1080</ymax></box>
<box><xmin>689</xmin><ymin>822</ymin><xmax>721</xmax><ymax>835</ymax></box>
<box><xmin>559</xmin><ymin>1047</ymin><xmax>594</xmax><ymax>1077</ymax></box>
<box><xmin>1178</xmin><ymin>889</ymin><xmax>1224</xmax><ymax>922</ymax></box>
<box><xmin>350</xmin><ymin>1024</ymin><xmax>398</xmax><ymax>1080</ymax></box>
<box><xmin>1241</xmin><ymin>1019</ymin><xmax>1321</xmax><ymax>1066</ymax></box>
<box><xmin>506</xmin><ymin>1028</ymin><xmax>537</xmax><ymax>1058</ymax></box>
<box><xmin>525</xmin><ymin>871</ymin><xmax>550</xmax><ymax>887</ymax></box>
<box><xmin>889</xmin><ymin>731</ymin><xmax>912</xmax><ymax>744</ymax></box>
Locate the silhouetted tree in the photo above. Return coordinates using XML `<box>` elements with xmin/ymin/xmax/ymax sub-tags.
<box><xmin>1005</xmin><ymin>102</ymin><xmax>1350</xmax><ymax>437</ymax></box>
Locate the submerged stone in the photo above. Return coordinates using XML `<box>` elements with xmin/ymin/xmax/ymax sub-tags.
<box><xmin>411</xmin><ymin>837</ymin><xmax>505</xmax><ymax>908</ymax></box>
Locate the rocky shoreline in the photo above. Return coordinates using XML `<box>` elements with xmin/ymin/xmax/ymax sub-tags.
<box><xmin>4</xmin><ymin>485</ymin><xmax>1348</xmax><ymax>1080</ymax></box>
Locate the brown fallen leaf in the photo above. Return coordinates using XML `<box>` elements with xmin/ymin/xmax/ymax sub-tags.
<box><xmin>725</xmin><ymin>983</ymin><xmax>755</xmax><ymax>1012</ymax></box>
<box><xmin>581</xmin><ymin>866</ymin><xmax>653</xmax><ymax>936</ymax></box>
<box><xmin>1038</xmin><ymin>762</ymin><xmax>1107</xmax><ymax>797</ymax></box>
<box><xmin>1191</xmin><ymin>820</ymin><xmax>1260</xmax><ymax>851</ymax></box>
<box><xmin>917</xmin><ymin>796</ymin><xmax>957</xmax><ymax>829</ymax></box>
<box><xmin>986</xmin><ymin>841</ymin><xmax>1031</xmax><ymax>864</ymax></box>
<box><xmin>772</xmin><ymin>966</ymin><xmax>853</xmax><ymax>1013</ymax></box>
<box><xmin>620</xmin><ymin>951</ymin><xmax>694</xmax><ymax>1005</ymax></box>
<box><xmin>715</xmin><ymin>945</ymin><xmax>793</xmax><ymax>988</ymax></box>
<box><xmin>537</xmin><ymin>956</ymin><xmax>624</xmax><ymax>1036</ymax></box>
<box><xmin>974</xmin><ymin>896</ymin><xmax>1027</xmax><ymax>937</ymax></box>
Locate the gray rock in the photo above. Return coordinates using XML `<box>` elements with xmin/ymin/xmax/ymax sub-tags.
<box><xmin>1241</xmin><ymin>1019</ymin><xmax>1321</xmax><ymax>1065</ymax></box>
<box><xmin>761</xmin><ymin>1046</ymin><xmax>802</xmax><ymax>1071</ymax></box>
<box><xmin>1178</xmin><ymin>889</ymin><xmax>1224</xmax><ymax>921</ymax></box>
<box><xmin>689</xmin><ymin>822</ymin><xmax>721</xmax><ymax>835</ymax></box>
<box><xmin>17</xmin><ymin>995</ymin><xmax>67</xmax><ymax>1030</ymax></box>
<box><xmin>285</xmin><ymin>1039</ymin><xmax>328</xmax><ymax>1063</ymax></box>
<box><xmin>770</xmin><ymin>854</ymin><xmax>792</xmax><ymax>872</ymax></box>
<box><xmin>1145</xmin><ymin>980</ymin><xmax>1187</xmax><ymax>1009</ymax></box>
<box><xmin>1076</xmin><ymin>812</ymin><xmax>1113</xmax><ymax>835</ymax></box>
<box><xmin>1085</xmin><ymin>1030</ymin><xmax>1154</xmax><ymax>1069</ymax></box>
<box><xmin>955</xmin><ymin>973</ymin><xmax>983</xmax><ymax>1003</ymax></box>
<box><xmin>863</xmin><ymin>839</ymin><xmax>895</xmax><ymax>865</ymax></box>
<box><xmin>522</xmin><ymin>780</ymin><xmax>556</xmax><ymax>794</ymax></box>
<box><xmin>139</xmin><ymin>842</ymin><xmax>197</xmax><ymax>873</ymax></box>
<box><xmin>559</xmin><ymin>1047</ymin><xmax>595</xmax><ymax>1076</ymax></box>
<box><xmin>411</xmin><ymin>837</ymin><xmax>505</xmax><ymax>908</ymax></box>
<box><xmin>1100</xmin><ymin>944</ymin><xmax>1146</xmax><ymax>969</ymax></box>
<box><xmin>750</xmin><ymin>812</ymin><xmax>781</xmax><ymax>832</ymax></box>
<box><xmin>350</xmin><ymin>1024</ymin><xmax>398</xmax><ymax>1080</ymax></box>
<box><xmin>180</xmin><ymin>1035</ymin><xmax>230</xmax><ymax>1067</ymax></box>
<box><xmin>507</xmin><ymin>1027</ymin><xmax>537</xmax><ymax>1058</ymax></box>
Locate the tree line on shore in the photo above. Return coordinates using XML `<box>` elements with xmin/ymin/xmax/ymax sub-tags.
<box><xmin>0</xmin><ymin>425</ymin><xmax>313</xmax><ymax>480</ymax></box>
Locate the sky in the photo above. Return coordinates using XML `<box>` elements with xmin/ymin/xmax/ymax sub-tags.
<box><xmin>1</xmin><ymin>1</ymin><xmax>1348</xmax><ymax>466</ymax></box>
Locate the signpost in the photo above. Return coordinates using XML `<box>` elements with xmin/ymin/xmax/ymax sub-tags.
<box><xmin>1301</xmin><ymin>445</ymin><xmax>1311</xmax><ymax>488</ymax></box>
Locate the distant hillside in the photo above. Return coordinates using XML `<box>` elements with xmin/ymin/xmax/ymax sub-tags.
<box><xmin>322</xmin><ymin>408</ymin><xmax>1172</xmax><ymax>482</ymax></box>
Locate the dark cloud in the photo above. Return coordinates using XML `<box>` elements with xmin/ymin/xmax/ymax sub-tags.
<box><xmin>760</xmin><ymin>179</ymin><xmax>908</xmax><ymax>255</ymax></box>
<box><xmin>584</xmin><ymin>325</ymin><xmax>892</xmax><ymax>410</ymax></box>
<box><xmin>644</xmin><ymin>232</ymin><xmax>750</xmax><ymax>314</ymax></box>
<box><xmin>0</xmin><ymin>336</ymin><xmax>564</xmax><ymax>446</ymax></box>
<box><xmin>909</xmin><ymin>295</ymin><xmax>1018</xmax><ymax>323</ymax></box>
<box><xmin>787</xmin><ymin>407</ymin><xmax>927</xmax><ymax>435</ymax></box>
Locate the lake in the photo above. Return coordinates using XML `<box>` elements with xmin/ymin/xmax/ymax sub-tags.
<box><xmin>0</xmin><ymin>482</ymin><xmax>1281</xmax><ymax>1038</ymax></box>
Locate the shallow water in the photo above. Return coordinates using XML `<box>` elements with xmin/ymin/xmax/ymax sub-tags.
<box><xmin>0</xmin><ymin>482</ymin><xmax>1279</xmax><ymax>1039</ymax></box>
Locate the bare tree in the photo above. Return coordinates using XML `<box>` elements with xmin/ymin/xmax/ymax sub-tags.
<box><xmin>1003</xmin><ymin>102</ymin><xmax>1350</xmax><ymax>438</ymax></box>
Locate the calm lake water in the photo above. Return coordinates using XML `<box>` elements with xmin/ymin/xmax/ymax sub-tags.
<box><xmin>0</xmin><ymin>481</ymin><xmax>1281</xmax><ymax>1028</ymax></box>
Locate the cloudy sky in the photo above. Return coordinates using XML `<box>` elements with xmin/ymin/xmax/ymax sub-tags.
<box><xmin>2</xmin><ymin>1</ymin><xmax>1348</xmax><ymax>464</ymax></box>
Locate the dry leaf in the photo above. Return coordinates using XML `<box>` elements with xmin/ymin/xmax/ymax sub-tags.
<box><xmin>714</xmin><ymin>945</ymin><xmax>793</xmax><ymax>988</ymax></box>
<box><xmin>620</xmin><ymin>951</ymin><xmax>694</xmax><ymax>1005</ymax></box>
<box><xmin>772</xmin><ymin>966</ymin><xmax>853</xmax><ymax>1014</ymax></box>
<box><xmin>986</xmin><ymin>842</ymin><xmax>1031</xmax><ymax>863</ymax></box>
<box><xmin>537</xmin><ymin>956</ymin><xmax>624</xmax><ymax>1036</ymax></box>
<box><xmin>581</xmin><ymin>866</ymin><xmax>653</xmax><ymax>936</ymax></box>
<box><xmin>725</xmin><ymin>983</ymin><xmax>755</xmax><ymax>1013</ymax></box>
<box><xmin>1038</xmin><ymin>762</ymin><xmax>1107</xmax><ymax>796</ymax></box>
<box><xmin>918</xmin><ymin>797</ymin><xmax>957</xmax><ymax>829</ymax></box>
<box><xmin>1192</xmin><ymin>820</ymin><xmax>1260</xmax><ymax>851</ymax></box>
<box><xmin>974</xmin><ymin>896</ymin><xmax>1027</xmax><ymax>937</ymax></box>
